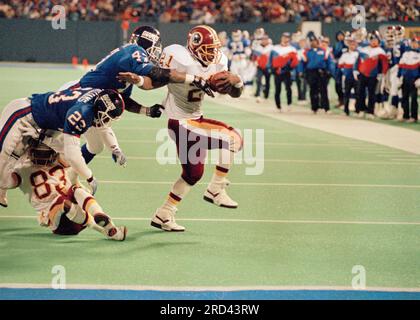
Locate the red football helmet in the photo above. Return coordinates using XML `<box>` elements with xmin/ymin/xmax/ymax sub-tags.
<box><xmin>187</xmin><ymin>25</ymin><xmax>221</xmax><ymax>66</ymax></box>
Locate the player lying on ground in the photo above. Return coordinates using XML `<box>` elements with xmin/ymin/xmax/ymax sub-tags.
<box><xmin>119</xmin><ymin>25</ymin><xmax>244</xmax><ymax>232</ymax></box>
<box><xmin>58</xmin><ymin>26</ymin><xmax>214</xmax><ymax>166</ymax></box>
<box><xmin>0</xmin><ymin>88</ymin><xmax>125</xmax><ymax>207</ymax></box>
<box><xmin>1</xmin><ymin>142</ymin><xmax>126</xmax><ymax>240</ymax></box>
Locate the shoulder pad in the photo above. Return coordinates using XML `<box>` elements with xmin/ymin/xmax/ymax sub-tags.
<box><xmin>163</xmin><ymin>44</ymin><xmax>193</xmax><ymax>66</ymax></box>
<box><xmin>77</xmin><ymin>89</ymin><xmax>102</xmax><ymax>104</ymax></box>
<box><xmin>219</xmin><ymin>53</ymin><xmax>229</xmax><ymax>70</ymax></box>
<box><xmin>126</xmin><ymin>44</ymin><xmax>150</xmax><ymax>63</ymax></box>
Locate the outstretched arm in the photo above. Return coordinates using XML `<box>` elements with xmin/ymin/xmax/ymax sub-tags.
<box><xmin>117</xmin><ymin>66</ymin><xmax>214</xmax><ymax>97</ymax></box>
<box><xmin>124</xmin><ymin>97</ymin><xmax>164</xmax><ymax>118</ymax></box>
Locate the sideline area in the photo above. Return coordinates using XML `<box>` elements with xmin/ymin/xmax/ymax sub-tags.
<box><xmin>221</xmin><ymin>95</ymin><xmax>420</xmax><ymax>155</ymax></box>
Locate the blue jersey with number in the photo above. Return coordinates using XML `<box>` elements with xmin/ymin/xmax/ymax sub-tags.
<box><xmin>79</xmin><ymin>44</ymin><xmax>154</xmax><ymax>98</ymax></box>
<box><xmin>30</xmin><ymin>88</ymin><xmax>101</xmax><ymax>137</ymax></box>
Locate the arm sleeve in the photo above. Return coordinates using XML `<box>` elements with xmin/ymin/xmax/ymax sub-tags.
<box><xmin>124</xmin><ymin>96</ymin><xmax>146</xmax><ymax>114</ymax></box>
<box><xmin>97</xmin><ymin>127</ymin><xmax>120</xmax><ymax>151</ymax></box>
<box><xmin>63</xmin><ymin>134</ymin><xmax>92</xmax><ymax>180</ymax></box>
<box><xmin>43</xmin><ymin>134</ymin><xmax>65</xmax><ymax>154</ymax></box>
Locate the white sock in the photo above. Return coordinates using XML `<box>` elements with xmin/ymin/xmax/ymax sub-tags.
<box><xmin>160</xmin><ymin>177</ymin><xmax>191</xmax><ymax>212</ymax></box>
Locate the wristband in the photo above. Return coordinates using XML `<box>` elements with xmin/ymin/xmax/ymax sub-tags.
<box><xmin>136</xmin><ymin>76</ymin><xmax>145</xmax><ymax>88</ymax></box>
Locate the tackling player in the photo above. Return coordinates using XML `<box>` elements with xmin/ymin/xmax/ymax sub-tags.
<box><xmin>2</xmin><ymin>142</ymin><xmax>126</xmax><ymax>240</ymax></box>
<box><xmin>0</xmin><ymin>88</ymin><xmax>124</xmax><ymax>207</ymax></box>
<box><xmin>59</xmin><ymin>26</ymin><xmax>214</xmax><ymax>166</ymax></box>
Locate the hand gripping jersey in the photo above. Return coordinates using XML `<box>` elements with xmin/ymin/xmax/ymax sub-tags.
<box><xmin>78</xmin><ymin>44</ymin><xmax>154</xmax><ymax>97</ymax></box>
<box><xmin>30</xmin><ymin>88</ymin><xmax>102</xmax><ymax>137</ymax></box>
<box><xmin>13</xmin><ymin>156</ymin><xmax>77</xmax><ymax>214</ymax></box>
<box><xmin>160</xmin><ymin>44</ymin><xmax>228</xmax><ymax>120</ymax></box>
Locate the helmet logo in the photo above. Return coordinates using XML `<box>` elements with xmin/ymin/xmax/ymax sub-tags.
<box><xmin>190</xmin><ymin>32</ymin><xmax>203</xmax><ymax>47</ymax></box>
<box><xmin>101</xmin><ymin>94</ymin><xmax>117</xmax><ymax>111</ymax></box>
<box><xmin>141</xmin><ymin>30</ymin><xmax>160</xmax><ymax>43</ymax></box>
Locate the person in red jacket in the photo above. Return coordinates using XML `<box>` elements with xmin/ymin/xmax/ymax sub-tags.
<box><xmin>353</xmin><ymin>31</ymin><xmax>389</xmax><ymax>119</ymax></box>
<box><xmin>268</xmin><ymin>32</ymin><xmax>299</xmax><ymax>111</ymax></box>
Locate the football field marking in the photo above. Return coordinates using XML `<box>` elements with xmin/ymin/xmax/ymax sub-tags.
<box><xmin>1</xmin><ymin>283</ymin><xmax>419</xmax><ymax>293</ymax></box>
<box><xmin>95</xmin><ymin>155</ymin><xmax>420</xmax><ymax>166</ymax></box>
<box><xmin>1</xmin><ymin>215</ymin><xmax>419</xmax><ymax>226</ymax></box>
<box><xmin>94</xmin><ymin>179</ymin><xmax>420</xmax><ymax>189</ymax></box>
<box><xmin>118</xmin><ymin>139</ymin><xmax>387</xmax><ymax>148</ymax></box>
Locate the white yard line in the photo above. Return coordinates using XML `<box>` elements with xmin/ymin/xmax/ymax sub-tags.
<box><xmin>0</xmin><ymin>283</ymin><xmax>419</xmax><ymax>293</ymax></box>
<box><xmin>95</xmin><ymin>155</ymin><xmax>420</xmax><ymax>166</ymax></box>
<box><xmin>118</xmin><ymin>139</ymin><xmax>380</xmax><ymax>148</ymax></box>
<box><xmin>1</xmin><ymin>215</ymin><xmax>419</xmax><ymax>226</ymax></box>
<box><xmin>92</xmin><ymin>180</ymin><xmax>420</xmax><ymax>189</ymax></box>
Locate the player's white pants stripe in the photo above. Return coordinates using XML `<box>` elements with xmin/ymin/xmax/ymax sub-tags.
<box><xmin>0</xmin><ymin>98</ymin><xmax>34</xmax><ymax>187</ymax></box>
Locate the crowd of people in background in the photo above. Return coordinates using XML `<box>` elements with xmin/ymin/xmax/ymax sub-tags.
<box><xmin>226</xmin><ymin>25</ymin><xmax>419</xmax><ymax>122</ymax></box>
<box><xmin>0</xmin><ymin>0</ymin><xmax>418</xmax><ymax>23</ymax></box>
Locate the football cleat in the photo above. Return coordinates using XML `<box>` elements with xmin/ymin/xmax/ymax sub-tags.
<box><xmin>203</xmin><ymin>178</ymin><xmax>238</xmax><ymax>209</ymax></box>
<box><xmin>151</xmin><ymin>207</ymin><xmax>185</xmax><ymax>232</ymax></box>
<box><xmin>107</xmin><ymin>226</ymin><xmax>127</xmax><ymax>241</ymax></box>
<box><xmin>0</xmin><ymin>188</ymin><xmax>8</xmax><ymax>207</ymax></box>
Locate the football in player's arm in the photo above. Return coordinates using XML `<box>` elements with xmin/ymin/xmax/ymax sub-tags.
<box><xmin>147</xmin><ymin>25</ymin><xmax>245</xmax><ymax>232</ymax></box>
<box><xmin>113</xmin><ymin>26</ymin><xmax>215</xmax><ymax>99</ymax></box>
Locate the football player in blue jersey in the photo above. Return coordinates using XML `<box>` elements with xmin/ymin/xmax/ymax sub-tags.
<box><xmin>0</xmin><ymin>88</ymin><xmax>125</xmax><ymax>206</ymax></box>
<box><xmin>389</xmin><ymin>25</ymin><xmax>410</xmax><ymax>114</ymax></box>
<box><xmin>227</xmin><ymin>30</ymin><xmax>252</xmax><ymax>92</ymax></box>
<box><xmin>59</xmin><ymin>26</ymin><xmax>214</xmax><ymax>166</ymax></box>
